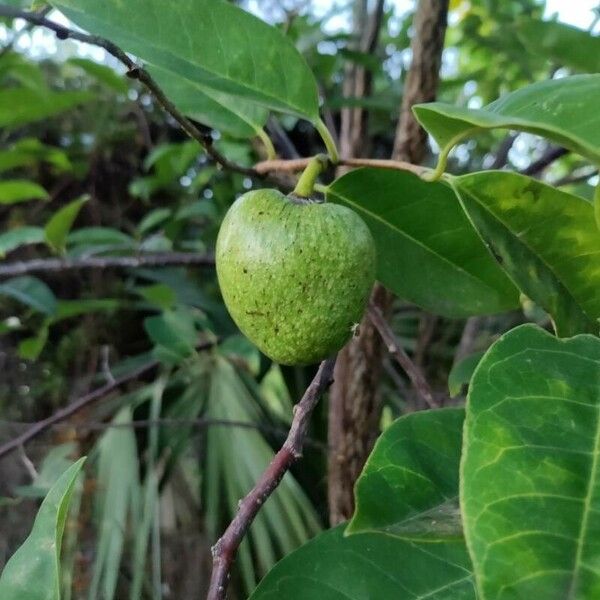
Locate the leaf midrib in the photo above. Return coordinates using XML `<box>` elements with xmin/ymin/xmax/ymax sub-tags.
<box><xmin>328</xmin><ymin>188</ymin><xmax>511</xmax><ymax>298</ymax></box>
<box><xmin>55</xmin><ymin>3</ymin><xmax>316</xmax><ymax>119</ymax></box>
<box><xmin>453</xmin><ymin>182</ymin><xmax>594</xmax><ymax>324</ymax></box>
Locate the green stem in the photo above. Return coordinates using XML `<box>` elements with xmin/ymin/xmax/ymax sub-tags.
<box><xmin>256</xmin><ymin>128</ymin><xmax>277</xmax><ymax>160</ymax></box>
<box><xmin>316</xmin><ymin>118</ymin><xmax>339</xmax><ymax>164</ymax></box>
<box><xmin>293</xmin><ymin>154</ymin><xmax>329</xmax><ymax>197</ymax></box>
<box><xmin>424</xmin><ymin>129</ymin><xmax>476</xmax><ymax>182</ymax></box>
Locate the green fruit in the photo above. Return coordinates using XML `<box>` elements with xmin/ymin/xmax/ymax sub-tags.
<box><xmin>216</xmin><ymin>188</ymin><xmax>376</xmax><ymax>365</ymax></box>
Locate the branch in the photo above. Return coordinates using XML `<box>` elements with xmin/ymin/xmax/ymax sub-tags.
<box><xmin>520</xmin><ymin>145</ymin><xmax>568</xmax><ymax>176</ymax></box>
<box><xmin>367</xmin><ymin>303</ymin><xmax>437</xmax><ymax>409</ymax></box>
<box><xmin>0</xmin><ymin>4</ymin><xmax>258</xmax><ymax>177</ymax></box>
<box><xmin>0</xmin><ymin>340</ymin><xmax>216</xmax><ymax>460</ymax></box>
<box><xmin>208</xmin><ymin>356</ymin><xmax>337</xmax><ymax>600</ymax></box>
<box><xmin>0</xmin><ymin>252</ymin><xmax>215</xmax><ymax>278</ymax></box>
<box><xmin>63</xmin><ymin>417</ymin><xmax>326</xmax><ymax>451</ymax></box>
<box><xmin>255</xmin><ymin>156</ymin><xmax>427</xmax><ymax>177</ymax></box>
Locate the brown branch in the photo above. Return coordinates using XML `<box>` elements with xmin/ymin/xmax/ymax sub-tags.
<box><xmin>520</xmin><ymin>145</ymin><xmax>568</xmax><ymax>176</ymax></box>
<box><xmin>0</xmin><ymin>340</ymin><xmax>216</xmax><ymax>460</ymax></box>
<box><xmin>367</xmin><ymin>303</ymin><xmax>437</xmax><ymax>409</ymax></box>
<box><xmin>208</xmin><ymin>356</ymin><xmax>336</xmax><ymax>600</ymax></box>
<box><xmin>0</xmin><ymin>252</ymin><xmax>215</xmax><ymax>278</ymax></box>
<box><xmin>255</xmin><ymin>156</ymin><xmax>427</xmax><ymax>177</ymax></box>
<box><xmin>61</xmin><ymin>417</ymin><xmax>326</xmax><ymax>451</ymax></box>
<box><xmin>0</xmin><ymin>4</ymin><xmax>258</xmax><ymax>177</ymax></box>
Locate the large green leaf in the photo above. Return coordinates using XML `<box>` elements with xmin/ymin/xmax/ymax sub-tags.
<box><xmin>462</xmin><ymin>324</ymin><xmax>600</xmax><ymax>599</ymax></box>
<box><xmin>348</xmin><ymin>408</ymin><xmax>465</xmax><ymax>539</ymax></box>
<box><xmin>451</xmin><ymin>171</ymin><xmax>600</xmax><ymax>335</ymax></box>
<box><xmin>0</xmin><ymin>88</ymin><xmax>93</xmax><ymax>129</ymax></box>
<box><xmin>251</xmin><ymin>526</ymin><xmax>477</xmax><ymax>600</ymax></box>
<box><xmin>0</xmin><ymin>458</ymin><xmax>85</xmax><ymax>600</ymax></box>
<box><xmin>414</xmin><ymin>75</ymin><xmax>600</xmax><ymax>171</ymax></box>
<box><xmin>327</xmin><ymin>168</ymin><xmax>519</xmax><ymax>317</ymax></box>
<box><xmin>148</xmin><ymin>65</ymin><xmax>269</xmax><ymax>139</ymax></box>
<box><xmin>516</xmin><ymin>20</ymin><xmax>600</xmax><ymax>74</ymax></box>
<box><xmin>50</xmin><ymin>0</ymin><xmax>320</xmax><ymax>121</ymax></box>
<box><xmin>0</xmin><ymin>276</ymin><xmax>57</xmax><ymax>315</ymax></box>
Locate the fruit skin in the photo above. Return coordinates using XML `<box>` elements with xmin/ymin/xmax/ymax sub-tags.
<box><xmin>216</xmin><ymin>188</ymin><xmax>376</xmax><ymax>365</ymax></box>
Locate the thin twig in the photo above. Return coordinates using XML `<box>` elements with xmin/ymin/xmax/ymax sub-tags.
<box><xmin>0</xmin><ymin>252</ymin><xmax>215</xmax><ymax>278</ymax></box>
<box><xmin>367</xmin><ymin>303</ymin><xmax>437</xmax><ymax>409</ymax></box>
<box><xmin>255</xmin><ymin>156</ymin><xmax>427</xmax><ymax>176</ymax></box>
<box><xmin>57</xmin><ymin>417</ymin><xmax>326</xmax><ymax>451</ymax></box>
<box><xmin>208</xmin><ymin>356</ymin><xmax>336</xmax><ymax>600</ymax></box>
<box><xmin>520</xmin><ymin>145</ymin><xmax>568</xmax><ymax>176</ymax></box>
<box><xmin>0</xmin><ymin>341</ymin><xmax>216</xmax><ymax>460</ymax></box>
<box><xmin>0</xmin><ymin>4</ymin><xmax>258</xmax><ymax>177</ymax></box>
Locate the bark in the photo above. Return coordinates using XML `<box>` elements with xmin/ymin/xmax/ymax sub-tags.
<box><xmin>327</xmin><ymin>0</ymin><xmax>449</xmax><ymax>525</ymax></box>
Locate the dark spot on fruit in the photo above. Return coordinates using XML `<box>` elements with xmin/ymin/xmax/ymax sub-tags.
<box><xmin>243</xmin><ymin>268</ymin><xmax>248</xmax><ymax>274</ymax></box>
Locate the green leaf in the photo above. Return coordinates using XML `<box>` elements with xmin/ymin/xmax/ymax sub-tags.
<box><xmin>144</xmin><ymin>308</ymin><xmax>197</xmax><ymax>362</ymax></box>
<box><xmin>148</xmin><ymin>64</ymin><xmax>269</xmax><ymax>139</ymax></box>
<box><xmin>348</xmin><ymin>408</ymin><xmax>465</xmax><ymax>539</ymax></box>
<box><xmin>18</xmin><ymin>324</ymin><xmax>49</xmax><ymax>360</ymax></box>
<box><xmin>0</xmin><ymin>276</ymin><xmax>57</xmax><ymax>315</ymax></box>
<box><xmin>45</xmin><ymin>196</ymin><xmax>88</xmax><ymax>254</ymax></box>
<box><xmin>0</xmin><ymin>87</ymin><xmax>93</xmax><ymax>129</ymax></box>
<box><xmin>448</xmin><ymin>352</ymin><xmax>484</xmax><ymax>398</ymax></box>
<box><xmin>327</xmin><ymin>168</ymin><xmax>519</xmax><ymax>317</ymax></box>
<box><xmin>516</xmin><ymin>20</ymin><xmax>600</xmax><ymax>74</ymax></box>
<box><xmin>0</xmin><ymin>458</ymin><xmax>85</xmax><ymax>600</ymax></box>
<box><xmin>66</xmin><ymin>226</ymin><xmax>135</xmax><ymax>250</ymax></box>
<box><xmin>251</xmin><ymin>526</ymin><xmax>476</xmax><ymax>599</ymax></box>
<box><xmin>0</xmin><ymin>180</ymin><xmax>48</xmax><ymax>204</ymax></box>
<box><xmin>0</xmin><ymin>226</ymin><xmax>45</xmax><ymax>257</ymax></box>
<box><xmin>0</xmin><ymin>139</ymin><xmax>72</xmax><ymax>174</ymax></box>
<box><xmin>89</xmin><ymin>409</ymin><xmax>140</xmax><ymax>600</ymax></box>
<box><xmin>451</xmin><ymin>171</ymin><xmax>600</xmax><ymax>335</ymax></box>
<box><xmin>54</xmin><ymin>299</ymin><xmax>120</xmax><ymax>321</ymax></box>
<box><xmin>50</xmin><ymin>0</ymin><xmax>320</xmax><ymax>120</ymax></box>
<box><xmin>462</xmin><ymin>324</ymin><xmax>600</xmax><ymax>599</ymax></box>
<box><xmin>414</xmin><ymin>75</ymin><xmax>600</xmax><ymax>172</ymax></box>
<box><xmin>66</xmin><ymin>57</ymin><xmax>128</xmax><ymax>93</ymax></box>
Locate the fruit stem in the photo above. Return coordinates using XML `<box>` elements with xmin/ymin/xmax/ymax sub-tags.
<box><xmin>316</xmin><ymin>119</ymin><xmax>339</xmax><ymax>164</ymax></box>
<box><xmin>293</xmin><ymin>154</ymin><xmax>329</xmax><ymax>197</ymax></box>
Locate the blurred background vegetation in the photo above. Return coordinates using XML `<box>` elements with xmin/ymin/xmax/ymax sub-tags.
<box><xmin>0</xmin><ymin>0</ymin><xmax>598</xmax><ymax>598</ymax></box>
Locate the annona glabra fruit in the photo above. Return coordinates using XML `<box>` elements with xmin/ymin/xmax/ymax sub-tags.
<box><xmin>216</xmin><ymin>188</ymin><xmax>376</xmax><ymax>365</ymax></box>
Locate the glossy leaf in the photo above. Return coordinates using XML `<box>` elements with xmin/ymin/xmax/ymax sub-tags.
<box><xmin>251</xmin><ymin>526</ymin><xmax>476</xmax><ymax>599</ymax></box>
<box><xmin>451</xmin><ymin>171</ymin><xmax>600</xmax><ymax>335</ymax></box>
<box><xmin>0</xmin><ymin>276</ymin><xmax>57</xmax><ymax>315</ymax></box>
<box><xmin>516</xmin><ymin>20</ymin><xmax>600</xmax><ymax>73</ymax></box>
<box><xmin>0</xmin><ymin>87</ymin><xmax>93</xmax><ymax>129</ymax></box>
<box><xmin>148</xmin><ymin>65</ymin><xmax>269</xmax><ymax>139</ymax></box>
<box><xmin>50</xmin><ymin>0</ymin><xmax>320</xmax><ymax>120</ymax></box>
<box><xmin>0</xmin><ymin>180</ymin><xmax>48</xmax><ymax>204</ymax></box>
<box><xmin>327</xmin><ymin>168</ymin><xmax>519</xmax><ymax>317</ymax></box>
<box><xmin>348</xmin><ymin>408</ymin><xmax>465</xmax><ymax>539</ymax></box>
<box><xmin>414</xmin><ymin>75</ymin><xmax>600</xmax><ymax>167</ymax></box>
<box><xmin>0</xmin><ymin>458</ymin><xmax>85</xmax><ymax>600</ymax></box>
<box><xmin>462</xmin><ymin>324</ymin><xmax>600</xmax><ymax>599</ymax></box>
<box><xmin>0</xmin><ymin>226</ymin><xmax>45</xmax><ymax>257</ymax></box>
<box><xmin>45</xmin><ymin>196</ymin><xmax>88</xmax><ymax>253</ymax></box>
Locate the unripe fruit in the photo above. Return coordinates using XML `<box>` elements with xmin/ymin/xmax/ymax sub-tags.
<box><xmin>216</xmin><ymin>188</ymin><xmax>376</xmax><ymax>365</ymax></box>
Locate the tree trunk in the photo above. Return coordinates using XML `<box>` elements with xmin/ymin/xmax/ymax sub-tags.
<box><xmin>327</xmin><ymin>0</ymin><xmax>449</xmax><ymax>526</ymax></box>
